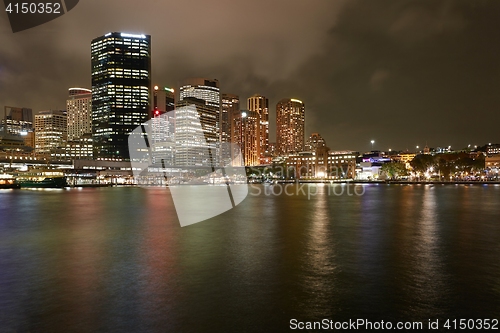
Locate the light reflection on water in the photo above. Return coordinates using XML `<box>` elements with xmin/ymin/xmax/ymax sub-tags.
<box><xmin>0</xmin><ymin>185</ymin><xmax>499</xmax><ymax>332</ymax></box>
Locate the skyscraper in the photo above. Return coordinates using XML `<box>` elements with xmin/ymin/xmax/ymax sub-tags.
<box><xmin>276</xmin><ymin>98</ymin><xmax>305</xmax><ymax>156</ymax></box>
<box><xmin>66</xmin><ymin>88</ymin><xmax>93</xmax><ymax>160</ymax></box>
<box><xmin>247</xmin><ymin>94</ymin><xmax>269</xmax><ymax>157</ymax></box>
<box><xmin>179</xmin><ymin>78</ymin><xmax>220</xmax><ymax>109</ymax></box>
<box><xmin>67</xmin><ymin>88</ymin><xmax>92</xmax><ymax>141</ymax></box>
<box><xmin>177</xmin><ymin>78</ymin><xmax>221</xmax><ymax>166</ymax></box>
<box><xmin>91</xmin><ymin>32</ymin><xmax>151</xmax><ymax>160</ymax></box>
<box><xmin>221</xmin><ymin>93</ymin><xmax>239</xmax><ymax>163</ymax></box>
<box><xmin>232</xmin><ymin>110</ymin><xmax>260</xmax><ymax>166</ymax></box>
<box><xmin>151</xmin><ymin>85</ymin><xmax>176</xmax><ymax>166</ymax></box>
<box><xmin>175</xmin><ymin>97</ymin><xmax>219</xmax><ymax>167</ymax></box>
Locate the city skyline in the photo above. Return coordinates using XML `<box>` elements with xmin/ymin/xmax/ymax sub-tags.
<box><xmin>1</xmin><ymin>1</ymin><xmax>500</xmax><ymax>152</ymax></box>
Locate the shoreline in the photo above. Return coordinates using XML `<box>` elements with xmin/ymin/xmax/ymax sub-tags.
<box><xmin>275</xmin><ymin>180</ymin><xmax>500</xmax><ymax>185</ymax></box>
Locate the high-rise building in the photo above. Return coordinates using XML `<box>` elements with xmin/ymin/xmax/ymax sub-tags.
<box><xmin>91</xmin><ymin>32</ymin><xmax>151</xmax><ymax>160</ymax></box>
<box><xmin>221</xmin><ymin>93</ymin><xmax>239</xmax><ymax>164</ymax></box>
<box><xmin>179</xmin><ymin>78</ymin><xmax>220</xmax><ymax>109</ymax></box>
<box><xmin>175</xmin><ymin>97</ymin><xmax>219</xmax><ymax>167</ymax></box>
<box><xmin>1</xmin><ymin>106</ymin><xmax>33</xmax><ymax>135</ymax></box>
<box><xmin>67</xmin><ymin>88</ymin><xmax>92</xmax><ymax>141</ymax></box>
<box><xmin>231</xmin><ymin>110</ymin><xmax>260</xmax><ymax>166</ymax></box>
<box><xmin>248</xmin><ymin>94</ymin><xmax>269</xmax><ymax>156</ymax></box>
<box><xmin>35</xmin><ymin>110</ymin><xmax>67</xmax><ymax>155</ymax></box>
<box><xmin>276</xmin><ymin>98</ymin><xmax>305</xmax><ymax>156</ymax></box>
<box><xmin>151</xmin><ymin>86</ymin><xmax>176</xmax><ymax>166</ymax></box>
<box><xmin>177</xmin><ymin>78</ymin><xmax>221</xmax><ymax>166</ymax></box>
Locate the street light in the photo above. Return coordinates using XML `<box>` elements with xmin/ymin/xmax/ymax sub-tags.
<box><xmin>371</xmin><ymin>140</ymin><xmax>375</xmax><ymax>151</ymax></box>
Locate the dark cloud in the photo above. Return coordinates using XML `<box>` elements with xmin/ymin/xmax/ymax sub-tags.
<box><xmin>1</xmin><ymin>0</ymin><xmax>499</xmax><ymax>152</ymax></box>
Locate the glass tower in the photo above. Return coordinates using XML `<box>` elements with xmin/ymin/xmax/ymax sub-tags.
<box><xmin>91</xmin><ymin>32</ymin><xmax>151</xmax><ymax>160</ymax></box>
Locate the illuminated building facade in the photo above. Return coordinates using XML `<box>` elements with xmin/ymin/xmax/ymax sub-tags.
<box><xmin>276</xmin><ymin>98</ymin><xmax>305</xmax><ymax>156</ymax></box>
<box><xmin>221</xmin><ymin>93</ymin><xmax>239</xmax><ymax>163</ymax></box>
<box><xmin>91</xmin><ymin>32</ymin><xmax>151</xmax><ymax>160</ymax></box>
<box><xmin>247</xmin><ymin>94</ymin><xmax>269</xmax><ymax>157</ymax></box>
<box><xmin>151</xmin><ymin>86</ymin><xmax>176</xmax><ymax>166</ymax></box>
<box><xmin>288</xmin><ymin>150</ymin><xmax>357</xmax><ymax>179</ymax></box>
<box><xmin>179</xmin><ymin>78</ymin><xmax>220</xmax><ymax>109</ymax></box>
<box><xmin>35</xmin><ymin>110</ymin><xmax>67</xmax><ymax>155</ymax></box>
<box><xmin>232</xmin><ymin>110</ymin><xmax>260</xmax><ymax>166</ymax></box>
<box><xmin>305</xmin><ymin>132</ymin><xmax>327</xmax><ymax>152</ymax></box>
<box><xmin>177</xmin><ymin>78</ymin><xmax>221</xmax><ymax>167</ymax></box>
<box><xmin>175</xmin><ymin>97</ymin><xmax>219</xmax><ymax>167</ymax></box>
<box><xmin>67</xmin><ymin>88</ymin><xmax>92</xmax><ymax>141</ymax></box>
<box><xmin>2</xmin><ymin>106</ymin><xmax>33</xmax><ymax>135</ymax></box>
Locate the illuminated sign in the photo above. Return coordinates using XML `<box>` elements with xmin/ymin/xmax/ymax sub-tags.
<box><xmin>120</xmin><ymin>33</ymin><xmax>147</xmax><ymax>39</ymax></box>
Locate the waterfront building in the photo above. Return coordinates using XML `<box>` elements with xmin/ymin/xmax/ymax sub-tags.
<box><xmin>34</xmin><ymin>110</ymin><xmax>67</xmax><ymax>155</ymax></box>
<box><xmin>177</xmin><ymin>78</ymin><xmax>221</xmax><ymax>167</ymax></box>
<box><xmin>175</xmin><ymin>97</ymin><xmax>219</xmax><ymax>167</ymax></box>
<box><xmin>67</xmin><ymin>88</ymin><xmax>92</xmax><ymax>141</ymax></box>
<box><xmin>91</xmin><ymin>32</ymin><xmax>151</xmax><ymax>160</ymax></box>
<box><xmin>247</xmin><ymin>94</ymin><xmax>269</xmax><ymax>159</ymax></box>
<box><xmin>286</xmin><ymin>133</ymin><xmax>357</xmax><ymax>179</ymax></box>
<box><xmin>66</xmin><ymin>88</ymin><xmax>93</xmax><ymax>160</ymax></box>
<box><xmin>1</xmin><ymin>106</ymin><xmax>33</xmax><ymax>135</ymax></box>
<box><xmin>276</xmin><ymin>98</ymin><xmax>305</xmax><ymax>156</ymax></box>
<box><xmin>287</xmin><ymin>149</ymin><xmax>358</xmax><ymax>179</ymax></box>
<box><xmin>151</xmin><ymin>86</ymin><xmax>176</xmax><ymax>166</ymax></box>
<box><xmin>231</xmin><ymin>110</ymin><xmax>260</xmax><ymax>166</ymax></box>
<box><xmin>356</xmin><ymin>154</ymin><xmax>392</xmax><ymax>180</ymax></box>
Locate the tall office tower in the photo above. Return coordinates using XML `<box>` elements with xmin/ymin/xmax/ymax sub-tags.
<box><xmin>175</xmin><ymin>97</ymin><xmax>219</xmax><ymax>167</ymax></box>
<box><xmin>67</xmin><ymin>88</ymin><xmax>92</xmax><ymax>140</ymax></box>
<box><xmin>247</xmin><ymin>94</ymin><xmax>269</xmax><ymax>156</ymax></box>
<box><xmin>276</xmin><ymin>98</ymin><xmax>305</xmax><ymax>156</ymax></box>
<box><xmin>179</xmin><ymin>78</ymin><xmax>220</xmax><ymax>109</ymax></box>
<box><xmin>151</xmin><ymin>86</ymin><xmax>176</xmax><ymax>166</ymax></box>
<box><xmin>221</xmin><ymin>93</ymin><xmax>239</xmax><ymax>164</ymax></box>
<box><xmin>2</xmin><ymin>106</ymin><xmax>33</xmax><ymax>135</ymax></box>
<box><xmin>91</xmin><ymin>32</ymin><xmax>151</xmax><ymax>160</ymax></box>
<box><xmin>35</xmin><ymin>110</ymin><xmax>67</xmax><ymax>154</ymax></box>
<box><xmin>231</xmin><ymin>110</ymin><xmax>260</xmax><ymax>166</ymax></box>
<box><xmin>178</xmin><ymin>78</ymin><xmax>221</xmax><ymax>165</ymax></box>
<box><xmin>66</xmin><ymin>88</ymin><xmax>93</xmax><ymax>159</ymax></box>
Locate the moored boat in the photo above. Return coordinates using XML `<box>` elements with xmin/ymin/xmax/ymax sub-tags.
<box><xmin>16</xmin><ymin>170</ymin><xmax>68</xmax><ymax>188</ymax></box>
<box><xmin>0</xmin><ymin>174</ymin><xmax>20</xmax><ymax>189</ymax></box>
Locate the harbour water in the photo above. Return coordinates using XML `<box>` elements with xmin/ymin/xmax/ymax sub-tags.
<box><xmin>0</xmin><ymin>184</ymin><xmax>499</xmax><ymax>332</ymax></box>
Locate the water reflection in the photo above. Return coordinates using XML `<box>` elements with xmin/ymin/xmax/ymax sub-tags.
<box><xmin>301</xmin><ymin>185</ymin><xmax>337</xmax><ymax>318</ymax></box>
<box><xmin>0</xmin><ymin>185</ymin><xmax>499</xmax><ymax>332</ymax></box>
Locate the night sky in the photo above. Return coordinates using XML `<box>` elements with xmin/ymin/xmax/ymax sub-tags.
<box><xmin>1</xmin><ymin>0</ymin><xmax>499</xmax><ymax>152</ymax></box>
